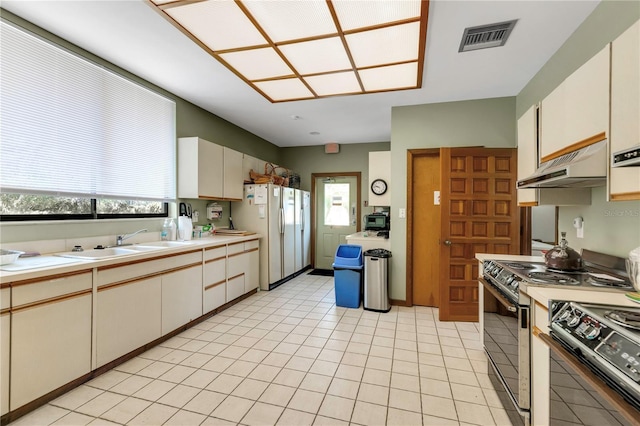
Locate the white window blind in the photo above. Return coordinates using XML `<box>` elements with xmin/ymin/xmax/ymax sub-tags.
<box><xmin>0</xmin><ymin>20</ymin><xmax>176</xmax><ymax>202</ymax></box>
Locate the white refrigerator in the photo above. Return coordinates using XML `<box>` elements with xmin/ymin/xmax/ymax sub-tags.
<box><xmin>233</xmin><ymin>184</ymin><xmax>303</xmax><ymax>290</ymax></box>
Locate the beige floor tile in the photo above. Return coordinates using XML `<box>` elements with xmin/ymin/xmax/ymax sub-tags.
<box><xmin>394</xmin><ymin>339</ymin><xmax>417</xmax><ymax>351</ymax></box>
<box><xmin>447</xmin><ymin>368</ymin><xmax>479</xmax><ymax>386</ymax></box>
<box><xmin>109</xmin><ymin>375</ymin><xmax>153</xmax><ymax>396</ymax></box>
<box><xmin>140</xmin><ymin>345</ymin><xmax>174</xmax><ymax>361</ymax></box>
<box><xmin>240</xmin><ymin>348</ymin><xmax>270</xmax><ymax>363</ymax></box>
<box><xmin>392</xmin><ymin>360</ymin><xmax>419</xmax><ymax>376</ymax></box>
<box><xmin>317</xmin><ymin>394</ymin><xmax>355</xmax><ymax>421</ymax></box>
<box><xmin>205</xmin><ymin>373</ymin><xmax>243</xmax><ymax>394</ymax></box>
<box><xmin>75</xmin><ymin>391</ymin><xmax>127</xmax><ymax>417</ymax></box>
<box><xmin>451</xmin><ymin>383</ymin><xmax>486</xmax><ymax>405</ymax></box>
<box><xmin>327</xmin><ymin>377</ymin><xmax>360</xmax><ymax>399</ymax></box>
<box><xmin>445</xmin><ymin>357</ymin><xmax>474</xmax><ymax>372</ymax></box>
<box><xmin>273</xmin><ymin>368</ymin><xmax>306</xmax><ymax>387</ymax></box>
<box><xmin>210</xmin><ymin>395</ymin><xmax>254</xmax><ymax>423</ymax></box>
<box><xmin>420</xmin><ymin>377</ymin><xmax>453</xmax><ymax>399</ymax></box>
<box><xmin>218</xmin><ymin>345</ymin><xmax>249</xmax><ymax>360</ymax></box>
<box><xmin>287</xmin><ymin>389</ymin><xmax>324</xmax><ymax>414</ymax></box>
<box><xmin>135</xmin><ymin>361</ymin><xmax>175</xmax><ymax>379</ymax></box>
<box><xmin>361</xmin><ymin>367</ymin><xmax>391</xmax><ymax>386</ymax></box>
<box><xmin>390</xmin><ymin>372</ymin><xmax>420</xmax><ymax>392</ymax></box>
<box><xmin>387</xmin><ymin>407</ymin><xmax>423</xmax><ymax>426</ymax></box>
<box><xmin>285</xmin><ymin>355</ymin><xmax>315</xmax><ymax>372</ymax></box>
<box><xmin>182</xmin><ymin>389</ymin><xmax>226</xmax><ymax>415</ymax></box>
<box><xmin>258</xmin><ymin>383</ymin><xmax>297</xmax><ymax>407</ymax></box>
<box><xmin>161</xmin><ymin>349</ymin><xmax>194</xmax><ymax>365</ymax></box>
<box><xmin>9</xmin><ymin>405</ymin><xmax>69</xmax><ymax>426</ymax></box>
<box><xmin>262</xmin><ymin>352</ymin><xmax>292</xmax><ymax>368</ymax></box>
<box><xmin>455</xmin><ymin>400</ymin><xmax>495</xmax><ymax>425</ymax></box>
<box><xmin>51</xmin><ymin>411</ymin><xmax>95</xmax><ymax>425</ymax></box>
<box><xmin>300</xmin><ymin>372</ymin><xmax>333</xmax><ymax>393</ymax></box>
<box><xmin>253</xmin><ymin>338</ymin><xmax>280</xmax><ymax>352</ymax></box>
<box><xmin>420</xmin><ymin>364</ymin><xmax>449</xmax><ymax>381</ymax></box>
<box><xmin>115</xmin><ymin>357</ymin><xmax>153</xmax><ymax>374</ymax></box>
<box><xmin>157</xmin><ymin>384</ymin><xmax>200</xmax><ymax>408</ymax></box>
<box><xmin>224</xmin><ymin>359</ymin><xmax>258</xmax><ymax>377</ymax></box>
<box><xmin>346</xmin><ymin>341</ymin><xmax>371</xmax><ymax>355</ymax></box>
<box><xmin>357</xmin><ymin>382</ymin><xmax>389</xmax><ymax>406</ymax></box>
<box><xmin>50</xmin><ymin>385</ymin><xmax>104</xmax><ymax>410</ymax></box>
<box><xmin>87</xmin><ymin>417</ymin><xmax>121</xmax><ymax>425</ymax></box>
<box><xmin>180</xmin><ymin>352</ymin><xmax>215</xmax><ymax>369</ymax></box>
<box><xmin>366</xmin><ymin>355</ymin><xmax>393</xmax><ymax>371</ymax></box>
<box><xmin>369</xmin><ymin>345</ymin><xmax>394</xmax><ymax>359</ymax></box>
<box><xmin>295</xmin><ymin>345</ymin><xmax>322</xmax><ymax>359</ymax></box>
<box><xmin>86</xmin><ymin>370</ymin><xmax>131</xmax><ymax>391</ymax></box>
<box><xmin>421</xmin><ymin>394</ymin><xmax>458</xmax><ymax>421</ymax></box>
<box><xmin>274</xmin><ymin>342</ymin><xmax>301</xmax><ymax>355</ymax></box>
<box><xmin>231</xmin><ymin>377</ymin><xmax>269</xmax><ymax>400</ymax></box>
<box><xmin>276</xmin><ymin>408</ymin><xmax>315</xmax><ymax>426</ymax></box>
<box><xmin>324</xmin><ymin>338</ymin><xmax>349</xmax><ymax>352</ymax></box>
<box><xmin>481</xmin><ymin>388</ymin><xmax>504</xmax><ymax>408</ymax></box>
<box><xmin>340</xmin><ymin>352</ymin><xmax>368</xmax><ymax>367</ymax></box>
<box><xmin>128</xmin><ymin>402</ymin><xmax>178</xmax><ymax>425</ymax></box>
<box><xmin>242</xmin><ymin>401</ymin><xmax>285</xmax><ymax>426</ymax></box>
<box><xmin>160</xmin><ymin>365</ymin><xmax>198</xmax><ymax>383</ymax></box>
<box><xmin>164</xmin><ymin>409</ymin><xmax>207</xmax><ymax>426</ymax></box>
<box><xmin>101</xmin><ymin>396</ymin><xmax>151</xmax><ymax>424</ymax></box>
<box><xmin>198</xmin><ymin>342</ymin><xmax>228</xmax><ymax>356</ymax></box>
<box><xmin>351</xmin><ymin>400</ymin><xmax>388</xmax><ymax>425</ymax></box>
<box><xmin>317</xmin><ymin>348</ymin><xmax>344</xmax><ymax>363</ymax></box>
<box><xmin>181</xmin><ymin>369</ymin><xmax>218</xmax><ymax>389</ymax></box>
<box><xmin>247</xmin><ymin>363</ymin><xmax>282</xmax><ymax>382</ymax></box>
<box><xmin>132</xmin><ymin>379</ymin><xmax>175</xmax><ymax>401</ymax></box>
<box><xmin>423</xmin><ymin>414</ymin><xmax>459</xmax><ymax>425</ymax></box>
<box><xmin>388</xmin><ymin>388</ymin><xmax>422</xmax><ymax>413</ymax></box>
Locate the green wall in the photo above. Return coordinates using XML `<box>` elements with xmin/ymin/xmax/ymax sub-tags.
<box><xmin>389</xmin><ymin>97</ymin><xmax>517</xmax><ymax>300</ymax></box>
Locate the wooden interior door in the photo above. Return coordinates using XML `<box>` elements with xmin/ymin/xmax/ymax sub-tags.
<box><xmin>411</xmin><ymin>152</ymin><xmax>441</xmax><ymax>306</ymax></box>
<box><xmin>439</xmin><ymin>147</ymin><xmax>519</xmax><ymax>321</ymax></box>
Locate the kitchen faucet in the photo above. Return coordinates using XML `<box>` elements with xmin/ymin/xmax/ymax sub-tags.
<box><xmin>116</xmin><ymin>228</ymin><xmax>148</xmax><ymax>246</ymax></box>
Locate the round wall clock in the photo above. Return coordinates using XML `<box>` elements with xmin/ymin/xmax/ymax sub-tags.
<box><xmin>371</xmin><ymin>178</ymin><xmax>388</xmax><ymax>195</ymax></box>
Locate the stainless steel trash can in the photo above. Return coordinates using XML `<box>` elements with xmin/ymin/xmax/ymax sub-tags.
<box><xmin>363</xmin><ymin>249</ymin><xmax>391</xmax><ymax>312</ymax></box>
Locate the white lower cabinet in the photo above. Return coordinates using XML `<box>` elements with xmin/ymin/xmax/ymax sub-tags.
<box><xmin>1</xmin><ymin>289</ymin><xmax>10</xmax><ymax>416</ymax></box>
<box><xmin>162</xmin><ymin>265</ymin><xmax>203</xmax><ymax>335</ymax></box>
<box><xmin>204</xmin><ymin>246</ymin><xmax>227</xmax><ymax>313</ymax></box>
<box><xmin>96</xmin><ymin>276</ymin><xmax>162</xmax><ymax>367</ymax></box>
<box><xmin>227</xmin><ymin>274</ymin><xmax>245</xmax><ymax>302</ymax></box>
<box><xmin>245</xmin><ymin>241</ymin><xmax>259</xmax><ymax>293</ymax></box>
<box><xmin>10</xmin><ymin>272</ymin><xmax>92</xmax><ymax>410</ymax></box>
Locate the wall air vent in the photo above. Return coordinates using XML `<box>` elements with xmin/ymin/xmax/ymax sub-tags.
<box><xmin>459</xmin><ymin>20</ymin><xmax>518</xmax><ymax>52</ymax></box>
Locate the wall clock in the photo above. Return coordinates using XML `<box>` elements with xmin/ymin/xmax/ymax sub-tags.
<box><xmin>371</xmin><ymin>178</ymin><xmax>388</xmax><ymax>195</ymax></box>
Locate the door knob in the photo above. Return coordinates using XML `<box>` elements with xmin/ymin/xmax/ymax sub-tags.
<box><xmin>443</xmin><ymin>240</ymin><xmax>452</xmax><ymax>246</ymax></box>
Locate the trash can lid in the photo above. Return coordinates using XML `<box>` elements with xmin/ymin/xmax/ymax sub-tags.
<box><xmin>364</xmin><ymin>248</ymin><xmax>392</xmax><ymax>258</ymax></box>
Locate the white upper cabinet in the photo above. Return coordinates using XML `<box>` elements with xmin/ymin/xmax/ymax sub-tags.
<box><xmin>178</xmin><ymin>137</ymin><xmax>223</xmax><ymax>199</ymax></box>
<box><xmin>223</xmin><ymin>146</ymin><xmax>243</xmax><ymax>201</ymax></box>
<box><xmin>540</xmin><ymin>45</ymin><xmax>610</xmax><ymax>162</ymax></box>
<box><xmin>517</xmin><ymin>105</ymin><xmax>538</xmax><ymax>206</ymax></box>
<box><xmin>609</xmin><ymin>19</ymin><xmax>640</xmax><ymax>201</ymax></box>
<box><xmin>178</xmin><ymin>137</ymin><xmax>244</xmax><ymax>200</ymax></box>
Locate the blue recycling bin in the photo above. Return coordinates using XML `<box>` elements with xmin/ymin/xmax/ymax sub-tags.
<box><xmin>332</xmin><ymin>245</ymin><xmax>363</xmax><ymax>308</ymax></box>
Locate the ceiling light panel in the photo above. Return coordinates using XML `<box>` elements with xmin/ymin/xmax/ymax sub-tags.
<box><xmin>165</xmin><ymin>1</ymin><xmax>266</xmax><ymax>51</ymax></box>
<box><xmin>347</xmin><ymin>22</ymin><xmax>420</xmax><ymax>68</ymax></box>
<box><xmin>220</xmin><ymin>48</ymin><xmax>293</xmax><ymax>81</ymax></box>
<box><xmin>280</xmin><ymin>37</ymin><xmax>352</xmax><ymax>75</ymax></box>
<box><xmin>242</xmin><ymin>0</ymin><xmax>337</xmax><ymax>42</ymax></box>
<box><xmin>151</xmin><ymin>0</ymin><xmax>429</xmax><ymax>102</ymax></box>
<box><xmin>333</xmin><ymin>0</ymin><xmax>421</xmax><ymax>31</ymax></box>
<box><xmin>305</xmin><ymin>72</ymin><xmax>362</xmax><ymax>97</ymax></box>
<box><xmin>359</xmin><ymin>62</ymin><xmax>418</xmax><ymax>92</ymax></box>
<box><xmin>254</xmin><ymin>78</ymin><xmax>314</xmax><ymax>101</ymax></box>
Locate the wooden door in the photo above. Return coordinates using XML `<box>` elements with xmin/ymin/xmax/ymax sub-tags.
<box><xmin>411</xmin><ymin>152</ymin><xmax>441</xmax><ymax>306</ymax></box>
<box><xmin>439</xmin><ymin>147</ymin><xmax>519</xmax><ymax>321</ymax></box>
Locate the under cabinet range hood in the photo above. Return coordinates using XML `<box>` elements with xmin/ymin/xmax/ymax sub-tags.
<box><xmin>517</xmin><ymin>140</ymin><xmax>607</xmax><ymax>188</ymax></box>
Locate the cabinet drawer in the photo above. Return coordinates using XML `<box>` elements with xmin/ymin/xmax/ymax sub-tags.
<box><xmin>204</xmin><ymin>245</ymin><xmax>226</xmax><ymax>262</ymax></box>
<box><xmin>227</xmin><ymin>242</ymin><xmax>244</xmax><ymax>256</ymax></box>
<box><xmin>228</xmin><ymin>252</ymin><xmax>248</xmax><ymax>279</ymax></box>
<box><xmin>12</xmin><ymin>271</ymin><xmax>92</xmax><ymax>308</ymax></box>
<box><xmin>1</xmin><ymin>287</ymin><xmax>10</xmax><ymax>311</ymax></box>
<box><xmin>244</xmin><ymin>239</ymin><xmax>259</xmax><ymax>251</ymax></box>
<box><xmin>227</xmin><ymin>274</ymin><xmax>244</xmax><ymax>302</ymax></box>
<box><xmin>204</xmin><ymin>281</ymin><xmax>225</xmax><ymax>313</ymax></box>
<box><xmin>98</xmin><ymin>251</ymin><xmax>202</xmax><ymax>287</ymax></box>
<box><xmin>204</xmin><ymin>257</ymin><xmax>226</xmax><ymax>286</ymax></box>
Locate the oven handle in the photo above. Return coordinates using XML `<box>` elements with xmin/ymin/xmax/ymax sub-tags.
<box><xmin>480</xmin><ymin>277</ymin><xmax>517</xmax><ymax>312</ymax></box>
<box><xmin>539</xmin><ymin>332</ymin><xmax>640</xmax><ymax>425</ymax></box>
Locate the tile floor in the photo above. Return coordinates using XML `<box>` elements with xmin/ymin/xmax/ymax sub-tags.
<box><xmin>10</xmin><ymin>272</ymin><xmax>512</xmax><ymax>426</ymax></box>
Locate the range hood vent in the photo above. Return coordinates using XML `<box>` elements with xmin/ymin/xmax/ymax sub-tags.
<box><xmin>459</xmin><ymin>20</ymin><xmax>518</xmax><ymax>52</ymax></box>
<box><xmin>517</xmin><ymin>140</ymin><xmax>607</xmax><ymax>189</ymax></box>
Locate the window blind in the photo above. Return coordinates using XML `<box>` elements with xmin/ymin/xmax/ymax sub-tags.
<box><xmin>0</xmin><ymin>20</ymin><xmax>176</xmax><ymax>202</ymax></box>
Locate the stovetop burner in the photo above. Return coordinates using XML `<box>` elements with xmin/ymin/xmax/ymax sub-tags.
<box><xmin>526</xmin><ymin>271</ymin><xmax>580</xmax><ymax>285</ymax></box>
<box><xmin>587</xmin><ymin>275</ymin><xmax>633</xmax><ymax>289</ymax></box>
<box><xmin>605</xmin><ymin>310</ymin><xmax>640</xmax><ymax>331</ymax></box>
<box><xmin>503</xmin><ymin>262</ymin><xmax>536</xmax><ymax>270</ymax></box>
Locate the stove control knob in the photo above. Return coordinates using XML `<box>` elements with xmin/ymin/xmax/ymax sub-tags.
<box><xmin>567</xmin><ymin>315</ymin><xmax>581</xmax><ymax>327</ymax></box>
<box><xmin>584</xmin><ymin>325</ymin><xmax>601</xmax><ymax>340</ymax></box>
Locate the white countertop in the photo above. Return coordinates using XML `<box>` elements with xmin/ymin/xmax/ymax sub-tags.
<box><xmin>346</xmin><ymin>231</ymin><xmax>390</xmax><ymax>240</ymax></box>
<box><xmin>0</xmin><ymin>234</ymin><xmax>261</xmax><ymax>283</ymax></box>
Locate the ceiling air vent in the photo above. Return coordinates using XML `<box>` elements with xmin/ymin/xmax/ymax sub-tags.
<box><xmin>459</xmin><ymin>20</ymin><xmax>517</xmax><ymax>52</ymax></box>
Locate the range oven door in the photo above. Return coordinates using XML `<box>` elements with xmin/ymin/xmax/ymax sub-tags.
<box><xmin>481</xmin><ymin>277</ymin><xmax>531</xmax><ymax>425</ymax></box>
<box><xmin>540</xmin><ymin>333</ymin><xmax>640</xmax><ymax>425</ymax></box>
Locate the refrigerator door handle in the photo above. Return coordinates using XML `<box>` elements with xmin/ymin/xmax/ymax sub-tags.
<box><xmin>300</xmin><ymin>208</ymin><xmax>304</xmax><ymax>230</ymax></box>
<box><xmin>279</xmin><ymin>207</ymin><xmax>284</xmax><ymax>234</ymax></box>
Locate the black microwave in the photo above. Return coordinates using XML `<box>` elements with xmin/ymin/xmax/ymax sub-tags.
<box><xmin>364</xmin><ymin>213</ymin><xmax>390</xmax><ymax>231</ymax></box>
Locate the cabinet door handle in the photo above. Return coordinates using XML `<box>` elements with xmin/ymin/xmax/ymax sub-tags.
<box><xmin>443</xmin><ymin>240</ymin><xmax>452</xmax><ymax>246</ymax></box>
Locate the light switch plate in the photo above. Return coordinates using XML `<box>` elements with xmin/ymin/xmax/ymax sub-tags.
<box><xmin>434</xmin><ymin>191</ymin><xmax>440</xmax><ymax>205</ymax></box>
<box><xmin>399</xmin><ymin>208</ymin><xmax>406</xmax><ymax>219</ymax></box>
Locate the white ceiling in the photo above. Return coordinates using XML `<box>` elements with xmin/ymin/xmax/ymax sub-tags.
<box><xmin>1</xmin><ymin>0</ymin><xmax>600</xmax><ymax>148</ymax></box>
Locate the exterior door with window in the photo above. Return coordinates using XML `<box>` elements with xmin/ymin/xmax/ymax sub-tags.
<box><xmin>314</xmin><ymin>176</ymin><xmax>358</xmax><ymax>270</ymax></box>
